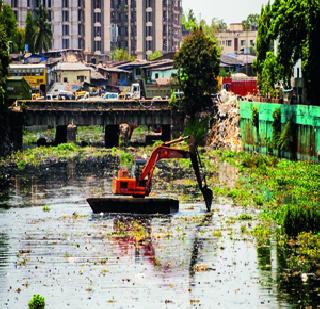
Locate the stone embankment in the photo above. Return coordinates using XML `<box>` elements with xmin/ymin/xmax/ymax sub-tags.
<box><xmin>209</xmin><ymin>91</ymin><xmax>242</xmax><ymax>151</ymax></box>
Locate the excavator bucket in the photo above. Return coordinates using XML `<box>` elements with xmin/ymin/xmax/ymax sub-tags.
<box><xmin>188</xmin><ymin>136</ymin><xmax>212</xmax><ymax>212</ymax></box>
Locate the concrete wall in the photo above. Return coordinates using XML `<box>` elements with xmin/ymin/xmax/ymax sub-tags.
<box><xmin>216</xmin><ymin>30</ymin><xmax>257</xmax><ymax>55</ymax></box>
<box><xmin>55</xmin><ymin>70</ymin><xmax>90</xmax><ymax>84</ymax></box>
<box><xmin>240</xmin><ymin>102</ymin><xmax>320</xmax><ymax>161</ymax></box>
<box><xmin>151</xmin><ymin>69</ymin><xmax>177</xmax><ymax>80</ymax></box>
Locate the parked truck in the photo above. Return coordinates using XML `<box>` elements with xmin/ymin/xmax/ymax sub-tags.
<box><xmin>222</xmin><ymin>77</ymin><xmax>258</xmax><ymax>97</ymax></box>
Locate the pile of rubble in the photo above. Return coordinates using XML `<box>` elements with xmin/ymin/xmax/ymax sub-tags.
<box><xmin>209</xmin><ymin>90</ymin><xmax>242</xmax><ymax>151</ymax></box>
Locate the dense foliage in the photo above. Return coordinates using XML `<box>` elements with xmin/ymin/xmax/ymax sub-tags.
<box><xmin>257</xmin><ymin>0</ymin><xmax>320</xmax><ymax>105</ymax></box>
<box><xmin>182</xmin><ymin>9</ymin><xmax>227</xmax><ymax>38</ymax></box>
<box><xmin>181</xmin><ymin>9</ymin><xmax>197</xmax><ymax>32</ymax></box>
<box><xmin>33</xmin><ymin>5</ymin><xmax>52</xmax><ymax>53</ymax></box>
<box><xmin>242</xmin><ymin>13</ymin><xmax>259</xmax><ymax>30</ymax></box>
<box><xmin>28</xmin><ymin>294</ymin><xmax>45</xmax><ymax>309</ymax></box>
<box><xmin>0</xmin><ymin>4</ymin><xmax>19</xmax><ymax>52</ymax></box>
<box><xmin>174</xmin><ymin>27</ymin><xmax>220</xmax><ymax>117</ymax></box>
<box><xmin>0</xmin><ymin>23</ymin><xmax>9</xmax><ymax>105</ymax></box>
<box><xmin>25</xmin><ymin>11</ymin><xmax>36</xmax><ymax>53</ymax></box>
<box><xmin>111</xmin><ymin>48</ymin><xmax>135</xmax><ymax>61</ymax></box>
<box><xmin>147</xmin><ymin>50</ymin><xmax>162</xmax><ymax>61</ymax></box>
<box><xmin>260</xmin><ymin>51</ymin><xmax>280</xmax><ymax>98</ymax></box>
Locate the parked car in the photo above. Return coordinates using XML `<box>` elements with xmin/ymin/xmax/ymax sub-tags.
<box><xmin>102</xmin><ymin>92</ymin><xmax>119</xmax><ymax>101</ymax></box>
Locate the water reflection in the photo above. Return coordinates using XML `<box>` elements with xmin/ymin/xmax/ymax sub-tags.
<box><xmin>112</xmin><ymin>217</ymin><xmax>157</xmax><ymax>266</ymax></box>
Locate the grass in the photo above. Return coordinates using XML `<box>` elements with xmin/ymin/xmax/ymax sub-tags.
<box><xmin>23</xmin><ymin>126</ymin><xmax>105</xmax><ymax>145</ymax></box>
<box><xmin>0</xmin><ymin>143</ymin><xmax>114</xmax><ymax>170</ymax></box>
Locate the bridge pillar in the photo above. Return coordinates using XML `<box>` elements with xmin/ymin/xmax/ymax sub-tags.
<box><xmin>67</xmin><ymin>124</ymin><xmax>77</xmax><ymax>143</ymax></box>
<box><xmin>161</xmin><ymin>125</ymin><xmax>171</xmax><ymax>142</ymax></box>
<box><xmin>105</xmin><ymin>125</ymin><xmax>120</xmax><ymax>148</ymax></box>
<box><xmin>9</xmin><ymin>111</ymin><xmax>23</xmax><ymax>151</ymax></box>
<box><xmin>55</xmin><ymin>125</ymin><xmax>67</xmax><ymax>144</ymax></box>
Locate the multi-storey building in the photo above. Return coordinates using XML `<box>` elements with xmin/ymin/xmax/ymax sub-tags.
<box><xmin>6</xmin><ymin>0</ymin><xmax>84</xmax><ymax>50</ymax></box>
<box><xmin>6</xmin><ymin>0</ymin><xmax>182</xmax><ymax>59</ymax></box>
<box><xmin>216</xmin><ymin>23</ymin><xmax>258</xmax><ymax>55</ymax></box>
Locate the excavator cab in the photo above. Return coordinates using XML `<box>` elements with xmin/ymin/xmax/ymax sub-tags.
<box><xmin>132</xmin><ymin>159</ymin><xmax>147</xmax><ymax>181</ymax></box>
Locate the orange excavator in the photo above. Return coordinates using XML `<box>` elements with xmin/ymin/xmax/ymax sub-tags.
<box><xmin>112</xmin><ymin>136</ymin><xmax>213</xmax><ymax>211</ymax></box>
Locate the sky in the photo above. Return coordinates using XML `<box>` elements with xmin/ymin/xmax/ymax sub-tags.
<box><xmin>182</xmin><ymin>0</ymin><xmax>272</xmax><ymax>24</ymax></box>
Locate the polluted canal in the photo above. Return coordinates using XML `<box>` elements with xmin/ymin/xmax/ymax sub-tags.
<box><xmin>0</xmin><ymin>156</ymin><xmax>317</xmax><ymax>308</ymax></box>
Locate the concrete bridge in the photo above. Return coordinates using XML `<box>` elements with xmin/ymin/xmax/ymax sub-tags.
<box><xmin>10</xmin><ymin>99</ymin><xmax>185</xmax><ymax>148</ymax></box>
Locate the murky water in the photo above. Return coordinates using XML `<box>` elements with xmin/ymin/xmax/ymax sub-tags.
<box><xmin>0</xmin><ymin>162</ymin><xmax>317</xmax><ymax>308</ymax></box>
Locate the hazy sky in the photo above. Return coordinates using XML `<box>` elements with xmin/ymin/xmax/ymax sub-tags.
<box><xmin>182</xmin><ymin>0</ymin><xmax>272</xmax><ymax>24</ymax></box>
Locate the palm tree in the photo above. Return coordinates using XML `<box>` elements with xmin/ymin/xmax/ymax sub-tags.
<box><xmin>33</xmin><ymin>5</ymin><xmax>52</xmax><ymax>53</ymax></box>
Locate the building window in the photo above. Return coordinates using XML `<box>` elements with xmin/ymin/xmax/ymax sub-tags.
<box><xmin>93</xmin><ymin>12</ymin><xmax>101</xmax><ymax>23</ymax></box>
<box><xmin>62</xmin><ymin>25</ymin><xmax>69</xmax><ymax>36</ymax></box>
<box><xmin>146</xmin><ymin>26</ymin><xmax>152</xmax><ymax>36</ymax></box>
<box><xmin>94</xmin><ymin>26</ymin><xmax>101</xmax><ymax>37</ymax></box>
<box><xmin>77</xmin><ymin>9</ymin><xmax>82</xmax><ymax>21</ymax></box>
<box><xmin>78</xmin><ymin>38</ymin><xmax>83</xmax><ymax>49</ymax></box>
<box><xmin>146</xmin><ymin>11</ymin><xmax>152</xmax><ymax>22</ymax></box>
<box><xmin>78</xmin><ymin>0</ymin><xmax>83</xmax><ymax>7</ymax></box>
<box><xmin>93</xmin><ymin>0</ymin><xmax>102</xmax><ymax>9</ymax></box>
<box><xmin>62</xmin><ymin>0</ymin><xmax>69</xmax><ymax>8</ymax></box>
<box><xmin>226</xmin><ymin>40</ymin><xmax>232</xmax><ymax>46</ymax></box>
<box><xmin>48</xmin><ymin>0</ymin><xmax>51</xmax><ymax>7</ymax></box>
<box><xmin>11</xmin><ymin>0</ymin><xmax>18</xmax><ymax>7</ymax></box>
<box><xmin>241</xmin><ymin>40</ymin><xmax>246</xmax><ymax>46</ymax></box>
<box><xmin>64</xmin><ymin>77</ymin><xmax>68</xmax><ymax>83</ymax></box>
<box><xmin>250</xmin><ymin>40</ymin><xmax>254</xmax><ymax>46</ymax></box>
<box><xmin>93</xmin><ymin>40</ymin><xmax>102</xmax><ymax>52</ymax></box>
<box><xmin>78</xmin><ymin>24</ymin><xmax>83</xmax><ymax>35</ymax></box>
<box><xmin>62</xmin><ymin>38</ymin><xmax>69</xmax><ymax>49</ymax></box>
<box><xmin>62</xmin><ymin>10</ymin><xmax>69</xmax><ymax>22</ymax></box>
<box><xmin>77</xmin><ymin>76</ymin><xmax>85</xmax><ymax>82</ymax></box>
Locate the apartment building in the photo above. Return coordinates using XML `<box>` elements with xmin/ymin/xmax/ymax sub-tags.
<box><xmin>216</xmin><ymin>23</ymin><xmax>257</xmax><ymax>55</ymax></box>
<box><xmin>7</xmin><ymin>0</ymin><xmax>182</xmax><ymax>58</ymax></box>
<box><xmin>6</xmin><ymin>0</ymin><xmax>84</xmax><ymax>50</ymax></box>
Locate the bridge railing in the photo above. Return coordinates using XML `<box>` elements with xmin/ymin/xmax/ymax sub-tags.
<box><xmin>13</xmin><ymin>99</ymin><xmax>170</xmax><ymax>111</ymax></box>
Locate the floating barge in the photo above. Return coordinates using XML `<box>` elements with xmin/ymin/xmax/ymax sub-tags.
<box><xmin>87</xmin><ymin>198</ymin><xmax>179</xmax><ymax>215</ymax></box>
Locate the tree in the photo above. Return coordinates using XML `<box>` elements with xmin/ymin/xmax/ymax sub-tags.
<box><xmin>111</xmin><ymin>48</ymin><xmax>135</xmax><ymax>61</ymax></box>
<box><xmin>257</xmin><ymin>0</ymin><xmax>320</xmax><ymax>104</ymax></box>
<box><xmin>0</xmin><ymin>23</ymin><xmax>9</xmax><ymax>105</ymax></box>
<box><xmin>260</xmin><ymin>52</ymin><xmax>280</xmax><ymax>98</ymax></box>
<box><xmin>256</xmin><ymin>2</ymin><xmax>272</xmax><ymax>86</ymax></box>
<box><xmin>0</xmin><ymin>4</ymin><xmax>18</xmax><ymax>52</ymax></box>
<box><xmin>17</xmin><ymin>28</ymin><xmax>25</xmax><ymax>52</ymax></box>
<box><xmin>181</xmin><ymin>9</ymin><xmax>197</xmax><ymax>32</ymax></box>
<box><xmin>242</xmin><ymin>13</ymin><xmax>260</xmax><ymax>30</ymax></box>
<box><xmin>174</xmin><ymin>27</ymin><xmax>220</xmax><ymax>117</ymax></box>
<box><xmin>147</xmin><ymin>50</ymin><xmax>162</xmax><ymax>61</ymax></box>
<box><xmin>33</xmin><ymin>5</ymin><xmax>52</xmax><ymax>53</ymax></box>
<box><xmin>25</xmin><ymin>11</ymin><xmax>36</xmax><ymax>53</ymax></box>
